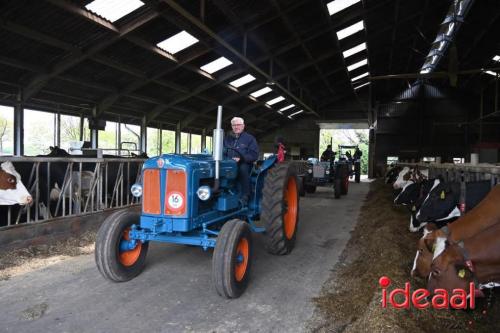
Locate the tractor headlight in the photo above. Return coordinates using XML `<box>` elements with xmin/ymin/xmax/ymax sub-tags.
<box><xmin>196</xmin><ymin>185</ymin><xmax>211</xmax><ymax>201</ymax></box>
<box><xmin>131</xmin><ymin>184</ymin><xmax>143</xmax><ymax>197</ymax></box>
<box><xmin>308</xmin><ymin>169</ymin><xmax>313</xmax><ymax>174</ymax></box>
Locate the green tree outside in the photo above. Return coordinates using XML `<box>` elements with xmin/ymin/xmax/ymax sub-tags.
<box><xmin>319</xmin><ymin>129</ymin><xmax>369</xmax><ymax>174</ymax></box>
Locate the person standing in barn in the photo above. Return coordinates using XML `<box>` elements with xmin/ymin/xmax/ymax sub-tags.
<box><xmin>321</xmin><ymin>144</ymin><xmax>335</xmax><ymax>162</ymax></box>
<box><xmin>224</xmin><ymin>117</ymin><xmax>259</xmax><ymax>204</ymax></box>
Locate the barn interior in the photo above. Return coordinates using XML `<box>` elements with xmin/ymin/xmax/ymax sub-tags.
<box><xmin>1</xmin><ymin>0</ymin><xmax>500</xmax><ymax>332</ymax></box>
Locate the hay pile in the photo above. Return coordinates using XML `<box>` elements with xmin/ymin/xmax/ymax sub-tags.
<box><xmin>0</xmin><ymin>230</ymin><xmax>96</xmax><ymax>281</ymax></box>
<box><xmin>310</xmin><ymin>179</ymin><xmax>500</xmax><ymax>333</ymax></box>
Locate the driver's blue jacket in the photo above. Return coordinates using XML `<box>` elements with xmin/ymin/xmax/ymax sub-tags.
<box><xmin>224</xmin><ymin>131</ymin><xmax>259</xmax><ymax>163</ymax></box>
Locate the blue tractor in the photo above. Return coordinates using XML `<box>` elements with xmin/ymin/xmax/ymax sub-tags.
<box><xmin>95</xmin><ymin>106</ymin><xmax>300</xmax><ymax>298</ymax></box>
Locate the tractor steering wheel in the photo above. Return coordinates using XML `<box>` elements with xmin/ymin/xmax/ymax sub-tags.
<box><xmin>224</xmin><ymin>146</ymin><xmax>243</xmax><ymax>159</ymax></box>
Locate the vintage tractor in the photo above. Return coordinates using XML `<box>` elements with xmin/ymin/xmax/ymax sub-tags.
<box><xmin>302</xmin><ymin>157</ymin><xmax>348</xmax><ymax>199</ymax></box>
<box><xmin>338</xmin><ymin>145</ymin><xmax>361</xmax><ymax>184</ymax></box>
<box><xmin>95</xmin><ymin>106</ymin><xmax>299</xmax><ymax>298</ymax></box>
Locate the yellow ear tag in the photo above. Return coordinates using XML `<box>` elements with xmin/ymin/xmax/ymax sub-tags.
<box><xmin>432</xmin><ymin>243</ymin><xmax>436</xmax><ymax>252</ymax></box>
<box><xmin>440</xmin><ymin>191</ymin><xmax>446</xmax><ymax>199</ymax></box>
<box><xmin>458</xmin><ymin>269</ymin><xmax>466</xmax><ymax>278</ymax></box>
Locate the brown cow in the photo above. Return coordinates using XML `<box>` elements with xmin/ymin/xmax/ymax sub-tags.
<box><xmin>0</xmin><ymin>161</ymin><xmax>32</xmax><ymax>205</ymax></box>
<box><xmin>428</xmin><ymin>222</ymin><xmax>500</xmax><ymax>296</ymax></box>
<box><xmin>411</xmin><ymin>185</ymin><xmax>500</xmax><ymax>278</ymax></box>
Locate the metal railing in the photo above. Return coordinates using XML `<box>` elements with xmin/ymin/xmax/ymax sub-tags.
<box><xmin>0</xmin><ymin>157</ymin><xmax>146</xmax><ymax>227</ymax></box>
<box><xmin>395</xmin><ymin>162</ymin><xmax>500</xmax><ymax>187</ymax></box>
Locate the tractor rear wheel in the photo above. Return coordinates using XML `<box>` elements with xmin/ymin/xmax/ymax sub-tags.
<box><xmin>334</xmin><ymin>178</ymin><xmax>341</xmax><ymax>199</ymax></box>
<box><xmin>297</xmin><ymin>176</ymin><xmax>306</xmax><ymax>197</ymax></box>
<box><xmin>212</xmin><ymin>219</ymin><xmax>253</xmax><ymax>298</ymax></box>
<box><xmin>305</xmin><ymin>184</ymin><xmax>316</xmax><ymax>193</ymax></box>
<box><xmin>95</xmin><ymin>209</ymin><xmax>149</xmax><ymax>282</ymax></box>
<box><xmin>262</xmin><ymin>163</ymin><xmax>299</xmax><ymax>255</ymax></box>
<box><xmin>340</xmin><ymin>166</ymin><xmax>349</xmax><ymax>195</ymax></box>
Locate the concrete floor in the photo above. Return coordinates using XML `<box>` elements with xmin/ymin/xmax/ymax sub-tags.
<box><xmin>0</xmin><ymin>181</ymin><xmax>369</xmax><ymax>333</ymax></box>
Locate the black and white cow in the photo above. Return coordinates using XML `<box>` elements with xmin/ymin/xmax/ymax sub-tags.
<box><xmin>416</xmin><ymin>178</ymin><xmax>492</xmax><ymax>228</ymax></box>
<box><xmin>394</xmin><ymin>178</ymin><xmax>439</xmax><ymax>232</ymax></box>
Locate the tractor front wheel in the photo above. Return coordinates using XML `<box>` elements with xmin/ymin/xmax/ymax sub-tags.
<box><xmin>95</xmin><ymin>209</ymin><xmax>149</xmax><ymax>282</ymax></box>
<box><xmin>212</xmin><ymin>219</ymin><xmax>253</xmax><ymax>298</ymax></box>
<box><xmin>262</xmin><ymin>163</ymin><xmax>299</xmax><ymax>255</ymax></box>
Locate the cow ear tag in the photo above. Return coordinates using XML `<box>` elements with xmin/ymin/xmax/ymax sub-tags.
<box><xmin>412</xmin><ymin>205</ymin><xmax>416</xmax><ymax>211</ymax></box>
<box><xmin>458</xmin><ymin>269</ymin><xmax>466</xmax><ymax>278</ymax></box>
<box><xmin>440</xmin><ymin>190</ymin><xmax>446</xmax><ymax>199</ymax></box>
<box><xmin>432</xmin><ymin>243</ymin><xmax>436</xmax><ymax>252</ymax></box>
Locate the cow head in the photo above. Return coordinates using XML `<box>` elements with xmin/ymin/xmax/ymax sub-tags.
<box><xmin>393</xmin><ymin>167</ymin><xmax>411</xmax><ymax>189</ymax></box>
<box><xmin>394</xmin><ymin>180</ymin><xmax>420</xmax><ymax>205</ymax></box>
<box><xmin>416</xmin><ymin>180</ymin><xmax>460</xmax><ymax>222</ymax></box>
<box><xmin>0</xmin><ymin>162</ymin><xmax>33</xmax><ymax>205</ymax></box>
<box><xmin>427</xmin><ymin>242</ymin><xmax>473</xmax><ymax>295</ymax></box>
<box><xmin>411</xmin><ymin>228</ymin><xmax>438</xmax><ymax>278</ymax></box>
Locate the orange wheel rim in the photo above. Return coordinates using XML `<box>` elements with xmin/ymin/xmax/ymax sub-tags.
<box><xmin>284</xmin><ymin>176</ymin><xmax>298</xmax><ymax>239</ymax></box>
<box><xmin>119</xmin><ymin>227</ymin><xmax>142</xmax><ymax>267</ymax></box>
<box><xmin>235</xmin><ymin>237</ymin><xmax>249</xmax><ymax>282</ymax></box>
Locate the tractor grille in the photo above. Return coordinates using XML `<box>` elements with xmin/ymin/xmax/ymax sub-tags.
<box><xmin>165</xmin><ymin>169</ymin><xmax>187</xmax><ymax>215</ymax></box>
<box><xmin>313</xmin><ymin>165</ymin><xmax>325</xmax><ymax>178</ymax></box>
<box><xmin>143</xmin><ymin>169</ymin><xmax>161</xmax><ymax>215</ymax></box>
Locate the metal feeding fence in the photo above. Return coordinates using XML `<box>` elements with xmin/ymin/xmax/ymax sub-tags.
<box><xmin>0</xmin><ymin>157</ymin><xmax>146</xmax><ymax>227</ymax></box>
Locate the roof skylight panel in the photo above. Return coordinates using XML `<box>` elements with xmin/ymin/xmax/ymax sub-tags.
<box><xmin>485</xmin><ymin>70</ymin><xmax>498</xmax><ymax>76</ymax></box>
<box><xmin>347</xmin><ymin>59</ymin><xmax>368</xmax><ymax>72</ymax></box>
<box><xmin>354</xmin><ymin>82</ymin><xmax>370</xmax><ymax>90</ymax></box>
<box><xmin>342</xmin><ymin>43</ymin><xmax>366</xmax><ymax>58</ymax></box>
<box><xmin>266</xmin><ymin>96</ymin><xmax>285</xmax><ymax>106</ymax></box>
<box><xmin>229</xmin><ymin>74</ymin><xmax>256</xmax><ymax>88</ymax></box>
<box><xmin>250</xmin><ymin>87</ymin><xmax>272</xmax><ymax>98</ymax></box>
<box><xmin>279</xmin><ymin>104</ymin><xmax>295</xmax><ymax>112</ymax></box>
<box><xmin>493</xmin><ymin>55</ymin><xmax>500</xmax><ymax>62</ymax></box>
<box><xmin>157</xmin><ymin>31</ymin><xmax>199</xmax><ymax>54</ymax></box>
<box><xmin>327</xmin><ymin>0</ymin><xmax>361</xmax><ymax>16</ymax></box>
<box><xmin>200</xmin><ymin>57</ymin><xmax>233</xmax><ymax>74</ymax></box>
<box><xmin>288</xmin><ymin>110</ymin><xmax>304</xmax><ymax>119</ymax></box>
<box><xmin>350</xmin><ymin>72</ymin><xmax>369</xmax><ymax>82</ymax></box>
<box><xmin>336</xmin><ymin>21</ymin><xmax>364</xmax><ymax>40</ymax></box>
<box><xmin>85</xmin><ymin>0</ymin><xmax>144</xmax><ymax>23</ymax></box>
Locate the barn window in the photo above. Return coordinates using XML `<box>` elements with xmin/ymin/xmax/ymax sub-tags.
<box><xmin>98</xmin><ymin>121</ymin><xmax>118</xmax><ymax>151</ymax></box>
<box><xmin>181</xmin><ymin>132</ymin><xmax>190</xmax><ymax>154</ymax></box>
<box><xmin>24</xmin><ymin>109</ymin><xmax>55</xmax><ymax>156</ymax></box>
<box><xmin>191</xmin><ymin>134</ymin><xmax>202</xmax><ymax>154</ymax></box>
<box><xmin>120</xmin><ymin>123</ymin><xmax>140</xmax><ymax>155</ymax></box>
<box><xmin>147</xmin><ymin>127</ymin><xmax>160</xmax><ymax>157</ymax></box>
<box><xmin>60</xmin><ymin>114</ymin><xmax>82</xmax><ymax>153</ymax></box>
<box><xmin>161</xmin><ymin>129</ymin><xmax>175</xmax><ymax>154</ymax></box>
<box><xmin>206</xmin><ymin>136</ymin><xmax>212</xmax><ymax>153</ymax></box>
<box><xmin>0</xmin><ymin>105</ymin><xmax>14</xmax><ymax>156</ymax></box>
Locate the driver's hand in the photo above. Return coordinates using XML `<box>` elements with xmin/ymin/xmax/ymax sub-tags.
<box><xmin>232</xmin><ymin>157</ymin><xmax>240</xmax><ymax>162</ymax></box>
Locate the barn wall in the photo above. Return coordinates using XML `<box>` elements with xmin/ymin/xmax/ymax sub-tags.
<box><xmin>373</xmin><ymin>83</ymin><xmax>482</xmax><ymax>174</ymax></box>
<box><xmin>257</xmin><ymin>117</ymin><xmax>319</xmax><ymax>159</ymax></box>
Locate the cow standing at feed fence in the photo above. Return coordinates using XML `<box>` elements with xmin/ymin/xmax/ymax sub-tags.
<box><xmin>394</xmin><ymin>178</ymin><xmax>438</xmax><ymax>232</ymax></box>
<box><xmin>0</xmin><ymin>162</ymin><xmax>33</xmax><ymax>227</ymax></box>
<box><xmin>428</xmin><ymin>222</ymin><xmax>500</xmax><ymax>298</ymax></box>
<box><xmin>411</xmin><ymin>185</ymin><xmax>500</xmax><ymax>278</ymax></box>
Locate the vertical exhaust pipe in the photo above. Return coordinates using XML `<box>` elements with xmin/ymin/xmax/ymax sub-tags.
<box><xmin>212</xmin><ymin>105</ymin><xmax>224</xmax><ymax>192</ymax></box>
